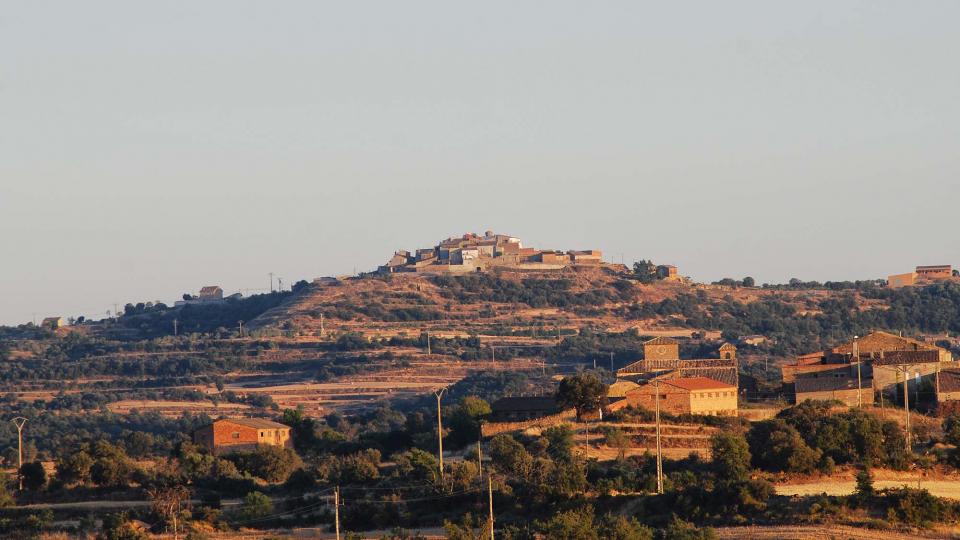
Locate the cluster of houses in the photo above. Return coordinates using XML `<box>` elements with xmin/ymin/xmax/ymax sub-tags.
<box><xmin>888</xmin><ymin>265</ymin><xmax>955</xmax><ymax>289</ymax></box>
<box><xmin>380</xmin><ymin>231</ymin><xmax>602</xmax><ymax>274</ymax></box>
<box><xmin>489</xmin><ymin>337</ymin><xmax>742</xmax><ymax>424</ymax></box>
<box><xmin>782</xmin><ymin>331</ymin><xmax>956</xmax><ymax>407</ymax></box>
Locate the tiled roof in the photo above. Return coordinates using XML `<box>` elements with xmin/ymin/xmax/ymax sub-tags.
<box><xmin>199</xmin><ymin>286</ymin><xmax>222</xmax><ymax>294</ymax></box>
<box><xmin>871</xmin><ymin>350</ymin><xmax>941</xmax><ymax>366</ymax></box>
<box><xmin>795</xmin><ymin>376</ymin><xmax>870</xmax><ymax>394</ymax></box>
<box><xmin>939</xmin><ymin>369</ymin><xmax>960</xmax><ymax>393</ymax></box>
<box><xmin>217</xmin><ymin>418</ymin><xmax>290</xmax><ymax>430</ymax></box>
<box><xmin>663</xmin><ymin>377</ymin><xmax>734</xmax><ymax>391</ymax></box>
<box><xmin>644</xmin><ymin>337</ymin><xmax>678</xmax><ymax>345</ymax></box>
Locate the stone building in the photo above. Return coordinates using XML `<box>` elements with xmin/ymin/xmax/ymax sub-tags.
<box><xmin>193</xmin><ymin>418</ymin><xmax>292</xmax><ymax>455</ymax></box>
<box><xmin>794</xmin><ymin>376</ymin><xmax>874</xmax><ymax>407</ymax></box>
<box><xmin>489</xmin><ymin>397</ymin><xmax>562</xmax><ymax>422</ymax></box>
<box><xmin>783</xmin><ymin>331</ymin><xmax>953</xmax><ymax>404</ymax></box>
<box><xmin>618</xmin><ymin>377</ymin><xmax>738</xmax><ymax>416</ymax></box>
<box><xmin>617</xmin><ymin>340</ymin><xmax>739</xmax><ymax>387</ymax></box>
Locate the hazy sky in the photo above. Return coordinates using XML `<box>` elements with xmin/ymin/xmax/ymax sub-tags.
<box><xmin>2</xmin><ymin>2</ymin><xmax>959</xmax><ymax>325</ymax></box>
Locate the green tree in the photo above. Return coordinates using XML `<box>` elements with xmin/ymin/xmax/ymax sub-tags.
<box><xmin>539</xmin><ymin>506</ymin><xmax>599</xmax><ymax>540</ymax></box>
<box><xmin>747</xmin><ymin>419</ymin><xmax>821</xmax><ymax>473</ymax></box>
<box><xmin>447</xmin><ymin>396</ymin><xmax>491</xmax><ymax>447</ymax></box>
<box><xmin>710</xmin><ymin>433</ymin><xmax>751</xmax><ymax>482</ymax></box>
<box><xmin>633</xmin><ymin>260</ymin><xmax>658</xmax><ymax>284</ymax></box>
<box><xmin>742</xmin><ymin>277</ymin><xmax>755</xmax><ymax>287</ymax></box>
<box><xmin>543</xmin><ymin>424</ymin><xmax>576</xmax><ymax>461</ymax></box>
<box><xmin>227</xmin><ymin>445</ymin><xmax>303</xmax><ymax>483</ymax></box>
<box><xmin>239</xmin><ymin>491</ymin><xmax>273</xmax><ymax>521</ymax></box>
<box><xmin>556</xmin><ymin>373</ymin><xmax>608</xmax><ymax>420</ymax></box>
<box><xmin>57</xmin><ymin>450</ymin><xmax>94</xmax><ymax>485</ymax></box>
<box><xmin>660</xmin><ymin>517</ymin><xmax>718</xmax><ymax>540</ymax></box>
<box><xmin>20</xmin><ymin>461</ymin><xmax>46</xmax><ymax>491</ymax></box>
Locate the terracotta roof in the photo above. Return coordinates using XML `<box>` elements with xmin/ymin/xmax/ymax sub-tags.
<box><xmin>939</xmin><ymin>369</ymin><xmax>960</xmax><ymax>393</ymax></box>
<box><xmin>871</xmin><ymin>350</ymin><xmax>941</xmax><ymax>366</ymax></box>
<box><xmin>199</xmin><ymin>286</ymin><xmax>222</xmax><ymax>294</ymax></box>
<box><xmin>662</xmin><ymin>377</ymin><xmax>734</xmax><ymax>391</ymax></box>
<box><xmin>644</xmin><ymin>336</ymin><xmax>678</xmax><ymax>345</ymax></box>
<box><xmin>719</xmin><ymin>343</ymin><xmax>737</xmax><ymax>350</ymax></box>
<box><xmin>917</xmin><ymin>265</ymin><xmax>952</xmax><ymax>271</ymax></box>
<box><xmin>216</xmin><ymin>418</ymin><xmax>290</xmax><ymax>430</ymax></box>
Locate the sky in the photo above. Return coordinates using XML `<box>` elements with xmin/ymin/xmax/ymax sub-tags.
<box><xmin>1</xmin><ymin>1</ymin><xmax>959</xmax><ymax>325</ymax></box>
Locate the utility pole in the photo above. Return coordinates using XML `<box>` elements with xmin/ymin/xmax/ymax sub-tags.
<box><xmin>556</xmin><ymin>324</ymin><xmax>561</xmax><ymax>344</ymax></box>
<box><xmin>491</xmin><ymin>346</ymin><xmax>495</xmax><ymax>363</ymax></box>
<box><xmin>854</xmin><ymin>337</ymin><xmax>862</xmax><ymax>408</ymax></box>
<box><xmin>477</xmin><ymin>439</ymin><xmax>483</xmax><ymax>486</ymax></box>
<box><xmin>278</xmin><ymin>278</ymin><xmax>283</xmax><ymax>292</ymax></box>
<box><xmin>269</xmin><ymin>272</ymin><xmax>274</xmax><ymax>292</ymax></box>
<box><xmin>12</xmin><ymin>417</ymin><xmax>26</xmax><ymax>491</ymax></box>
<box><xmin>435</xmin><ymin>388</ymin><xmax>446</xmax><ymax>484</ymax></box>
<box><xmin>238</xmin><ymin>320</ymin><xmax>243</xmax><ymax>338</ymax></box>
<box><xmin>488</xmin><ymin>475</ymin><xmax>495</xmax><ymax>540</ymax></box>
<box><xmin>593</xmin><ymin>356</ymin><xmax>597</xmax><ymax>370</ymax></box>
<box><xmin>426</xmin><ymin>331</ymin><xmax>431</xmax><ymax>355</ymax></box>
<box><xmin>610</xmin><ymin>352</ymin><xmax>614</xmax><ymax>374</ymax></box>
<box><xmin>334</xmin><ymin>486</ymin><xmax>340</xmax><ymax>540</ymax></box>
<box><xmin>654</xmin><ymin>380</ymin><xmax>663</xmax><ymax>494</ymax></box>
<box><xmin>902</xmin><ymin>365</ymin><xmax>911</xmax><ymax>450</ymax></box>
<box><xmin>320</xmin><ymin>312</ymin><xmax>325</xmax><ymax>337</ymax></box>
<box><xmin>172</xmin><ymin>318</ymin><xmax>178</xmax><ymax>336</ymax></box>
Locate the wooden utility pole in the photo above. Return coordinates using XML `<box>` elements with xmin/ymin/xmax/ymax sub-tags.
<box><xmin>334</xmin><ymin>486</ymin><xmax>340</xmax><ymax>540</ymax></box>
<box><xmin>320</xmin><ymin>312</ymin><xmax>325</xmax><ymax>337</ymax></box>
<box><xmin>854</xmin><ymin>338</ymin><xmax>862</xmax><ymax>408</ymax></box>
<box><xmin>173</xmin><ymin>318</ymin><xmax>178</xmax><ymax>336</ymax></box>
<box><xmin>12</xmin><ymin>417</ymin><xmax>26</xmax><ymax>491</ymax></box>
<box><xmin>488</xmin><ymin>475</ymin><xmax>495</xmax><ymax>540</ymax></box>
<box><xmin>902</xmin><ymin>366</ymin><xmax>911</xmax><ymax>449</ymax></box>
<box><xmin>435</xmin><ymin>388</ymin><xmax>446</xmax><ymax>484</ymax></box>
<box><xmin>426</xmin><ymin>331</ymin><xmax>431</xmax><ymax>355</ymax></box>
<box><xmin>654</xmin><ymin>380</ymin><xmax>663</xmax><ymax>494</ymax></box>
<box><xmin>238</xmin><ymin>320</ymin><xmax>243</xmax><ymax>338</ymax></box>
<box><xmin>477</xmin><ymin>439</ymin><xmax>483</xmax><ymax>484</ymax></box>
<box><xmin>610</xmin><ymin>351</ymin><xmax>614</xmax><ymax>374</ymax></box>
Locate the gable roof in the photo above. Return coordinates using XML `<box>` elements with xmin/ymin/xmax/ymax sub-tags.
<box><xmin>719</xmin><ymin>343</ymin><xmax>737</xmax><ymax>350</ymax></box>
<box><xmin>662</xmin><ymin>377</ymin><xmax>734</xmax><ymax>391</ymax></box>
<box><xmin>199</xmin><ymin>286</ymin><xmax>222</xmax><ymax>295</ymax></box>
<box><xmin>644</xmin><ymin>337</ymin><xmax>678</xmax><ymax>346</ymax></box>
<box><xmin>215</xmin><ymin>418</ymin><xmax>290</xmax><ymax>430</ymax></box>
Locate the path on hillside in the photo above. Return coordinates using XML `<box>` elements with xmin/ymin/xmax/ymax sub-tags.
<box><xmin>776</xmin><ymin>479</ymin><xmax>960</xmax><ymax>499</ymax></box>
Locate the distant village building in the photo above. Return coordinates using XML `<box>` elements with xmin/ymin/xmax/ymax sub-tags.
<box><xmin>193</xmin><ymin>418</ymin><xmax>292</xmax><ymax>455</ymax></box>
<box><xmin>738</xmin><ymin>335</ymin><xmax>767</xmax><ymax>347</ymax></box>
<box><xmin>888</xmin><ymin>265</ymin><xmax>954</xmax><ymax>289</ymax></box>
<box><xmin>41</xmin><ymin>317</ymin><xmax>66</xmax><ymax>329</ymax></box>
<box><xmin>378</xmin><ymin>231</ymin><xmax>603</xmax><ymax>274</ymax></box>
<box><xmin>198</xmin><ymin>286</ymin><xmax>224</xmax><ymax>302</ymax></box>
<box><xmin>616</xmin><ymin>377</ymin><xmax>738</xmax><ymax>416</ymax></box>
<box><xmin>783</xmin><ymin>331</ymin><xmax>953</xmax><ymax>404</ymax></box>
<box><xmin>657</xmin><ymin>265</ymin><xmax>681</xmax><ymax>281</ymax></box>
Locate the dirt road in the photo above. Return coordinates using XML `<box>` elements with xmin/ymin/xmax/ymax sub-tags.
<box><xmin>776</xmin><ymin>480</ymin><xmax>960</xmax><ymax>499</ymax></box>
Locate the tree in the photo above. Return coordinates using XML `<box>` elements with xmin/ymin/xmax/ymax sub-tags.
<box><xmin>447</xmin><ymin>396</ymin><xmax>491</xmax><ymax>447</ymax></box>
<box><xmin>747</xmin><ymin>419</ymin><xmax>821</xmax><ymax>473</ymax></box>
<box><xmin>539</xmin><ymin>506</ymin><xmax>599</xmax><ymax>540</ymax></box>
<box><xmin>556</xmin><ymin>373</ymin><xmax>608</xmax><ymax>420</ymax></box>
<box><xmin>855</xmin><ymin>466</ymin><xmax>874</xmax><ymax>500</ymax></box>
<box><xmin>543</xmin><ymin>424</ymin><xmax>576</xmax><ymax>462</ymax></box>
<box><xmin>147</xmin><ymin>485</ymin><xmax>190</xmax><ymax>539</ymax></box>
<box><xmin>742</xmin><ymin>277</ymin><xmax>755</xmax><ymax>287</ymax></box>
<box><xmin>226</xmin><ymin>445</ymin><xmax>303</xmax><ymax>483</ymax></box>
<box><xmin>633</xmin><ymin>260</ymin><xmax>658</xmax><ymax>284</ymax></box>
<box><xmin>239</xmin><ymin>491</ymin><xmax>273</xmax><ymax>521</ymax></box>
<box><xmin>660</xmin><ymin>517</ymin><xmax>718</xmax><ymax>540</ymax></box>
<box><xmin>20</xmin><ymin>461</ymin><xmax>46</xmax><ymax>491</ymax></box>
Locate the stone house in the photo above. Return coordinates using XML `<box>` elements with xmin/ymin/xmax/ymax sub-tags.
<box><xmin>193</xmin><ymin>418</ymin><xmax>292</xmax><ymax>455</ymax></box>
<box><xmin>619</xmin><ymin>377</ymin><xmax>738</xmax><ymax>416</ymax></box>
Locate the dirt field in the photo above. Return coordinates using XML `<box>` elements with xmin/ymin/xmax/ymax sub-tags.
<box><xmin>776</xmin><ymin>480</ymin><xmax>960</xmax><ymax>499</ymax></box>
<box><xmin>715</xmin><ymin>524</ymin><xmax>960</xmax><ymax>539</ymax></box>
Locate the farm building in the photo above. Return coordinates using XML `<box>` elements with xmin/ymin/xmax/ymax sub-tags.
<box><xmin>193</xmin><ymin>418</ymin><xmax>292</xmax><ymax>454</ymax></box>
<box><xmin>41</xmin><ymin>317</ymin><xmax>66</xmax><ymax>329</ymax></box>
<box><xmin>794</xmin><ymin>376</ymin><xmax>874</xmax><ymax>407</ymax></box>
<box><xmin>490</xmin><ymin>396</ymin><xmax>562</xmax><ymax>422</ymax></box>
<box><xmin>617</xmin><ymin>377</ymin><xmax>738</xmax><ymax>416</ymax></box>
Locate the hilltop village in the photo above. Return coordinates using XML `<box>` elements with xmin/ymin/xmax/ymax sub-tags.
<box><xmin>5</xmin><ymin>238</ymin><xmax>960</xmax><ymax>538</ymax></box>
<box><xmin>379</xmin><ymin>231</ymin><xmax>604</xmax><ymax>273</ymax></box>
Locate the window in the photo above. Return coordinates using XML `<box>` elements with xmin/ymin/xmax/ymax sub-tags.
<box><xmin>260</xmin><ymin>431</ymin><xmax>265</xmax><ymax>437</ymax></box>
<box><xmin>231</xmin><ymin>432</ymin><xmax>240</xmax><ymax>439</ymax></box>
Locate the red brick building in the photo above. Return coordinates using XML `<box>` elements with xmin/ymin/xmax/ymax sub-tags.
<box><xmin>193</xmin><ymin>418</ymin><xmax>293</xmax><ymax>454</ymax></box>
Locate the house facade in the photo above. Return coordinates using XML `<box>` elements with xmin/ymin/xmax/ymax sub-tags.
<box><xmin>620</xmin><ymin>377</ymin><xmax>738</xmax><ymax>416</ymax></box>
<box><xmin>193</xmin><ymin>418</ymin><xmax>292</xmax><ymax>454</ymax></box>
